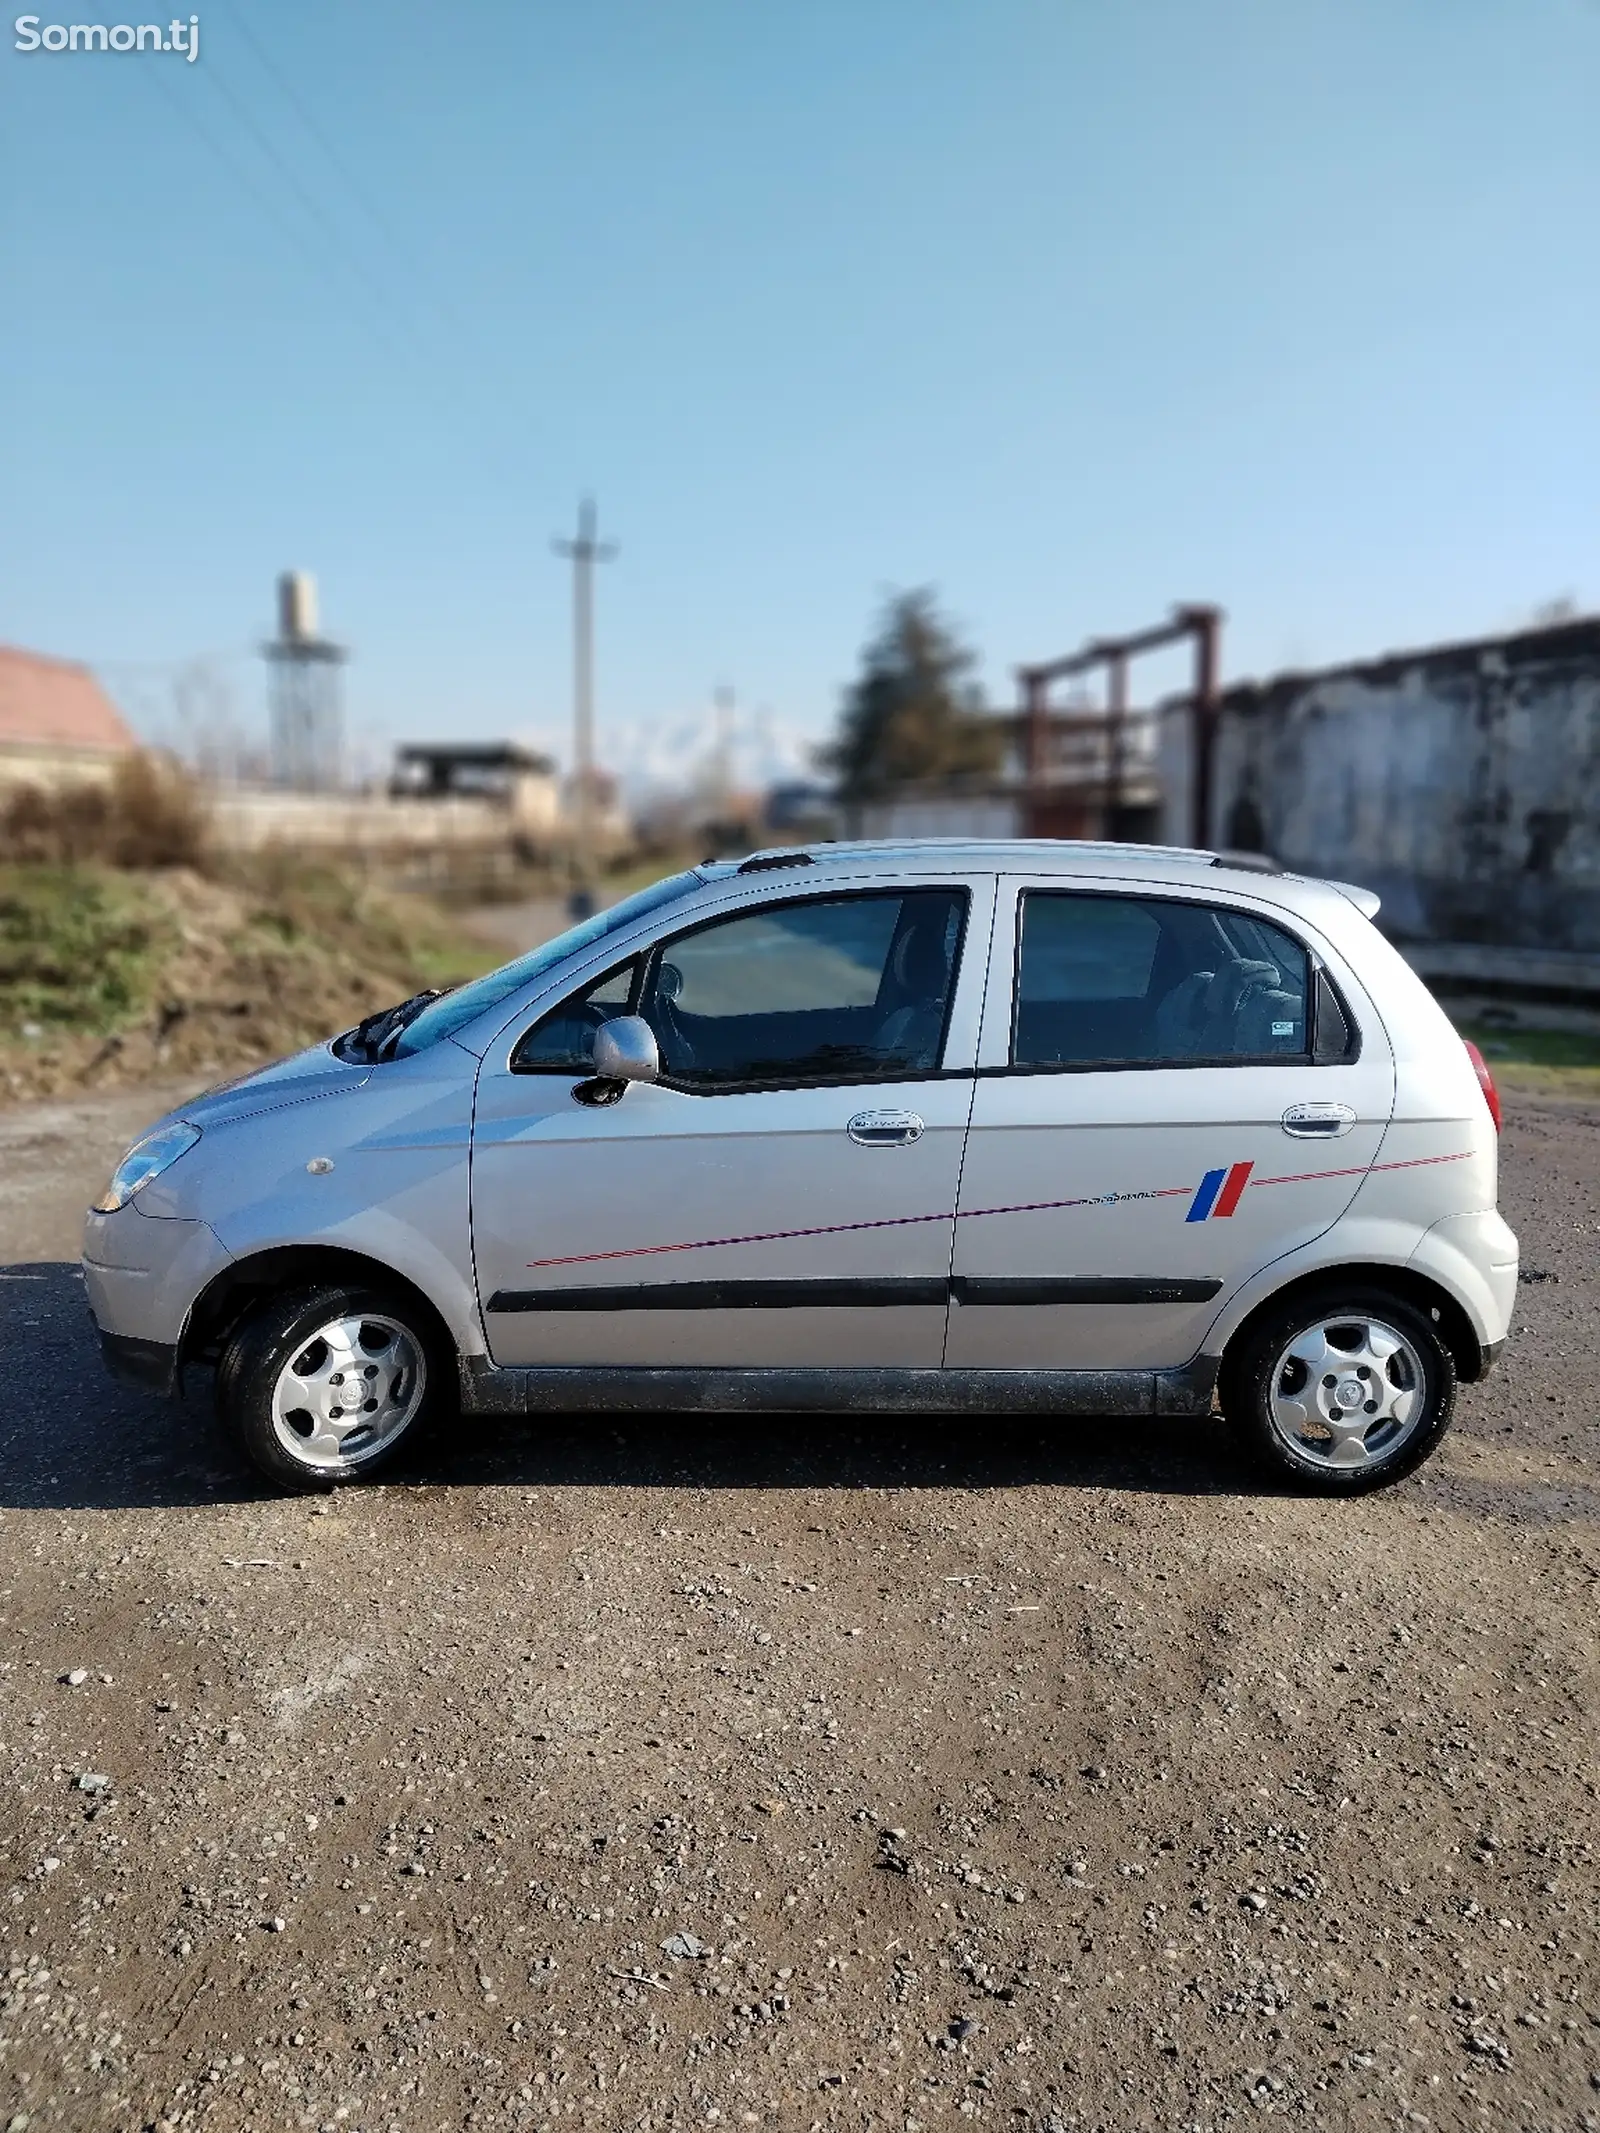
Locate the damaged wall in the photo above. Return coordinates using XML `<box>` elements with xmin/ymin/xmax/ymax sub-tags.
<box><xmin>1160</xmin><ymin>618</ymin><xmax>1600</xmax><ymax>950</ymax></box>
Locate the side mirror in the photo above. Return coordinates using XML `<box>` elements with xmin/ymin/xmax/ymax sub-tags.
<box><xmin>590</xmin><ymin>1015</ymin><xmax>660</xmax><ymax>1085</ymax></box>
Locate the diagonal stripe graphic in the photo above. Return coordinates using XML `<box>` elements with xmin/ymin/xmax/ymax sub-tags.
<box><xmin>1186</xmin><ymin>1168</ymin><xmax>1227</xmax><ymax>1223</ymax></box>
<box><xmin>1213</xmin><ymin>1159</ymin><xmax>1254</xmax><ymax>1218</ymax></box>
<box><xmin>1251</xmin><ymin>1149</ymin><xmax>1472</xmax><ymax>1189</ymax></box>
<box><xmin>522</xmin><ymin>1147</ymin><xmax>1474</xmax><ymax>1271</ymax></box>
<box><xmin>524</xmin><ymin>1205</ymin><xmax>957</xmax><ymax>1271</ymax></box>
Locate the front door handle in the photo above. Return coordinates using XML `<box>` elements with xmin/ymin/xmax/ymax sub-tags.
<box><xmin>848</xmin><ymin>1109</ymin><xmax>925</xmax><ymax>1147</ymax></box>
<box><xmin>1281</xmin><ymin>1101</ymin><xmax>1357</xmax><ymax>1138</ymax></box>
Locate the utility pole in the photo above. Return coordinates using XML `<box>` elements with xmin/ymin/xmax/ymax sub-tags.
<box><xmin>712</xmin><ymin>683</ymin><xmax>736</xmax><ymax>818</ymax></box>
<box><xmin>552</xmin><ymin>498</ymin><xmax>617</xmax><ymax>916</ymax></box>
<box><xmin>1105</xmin><ymin>646</ymin><xmax>1128</xmax><ymax>835</ymax></box>
<box><xmin>1183</xmin><ymin>604</ymin><xmax>1222</xmax><ymax>850</ymax></box>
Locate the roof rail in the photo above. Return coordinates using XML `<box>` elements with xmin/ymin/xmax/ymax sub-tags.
<box><xmin>736</xmin><ymin>850</ymin><xmax>816</xmax><ymax>874</ymax></box>
<box><xmin>1210</xmin><ymin>850</ymin><xmax>1282</xmax><ymax>874</ymax></box>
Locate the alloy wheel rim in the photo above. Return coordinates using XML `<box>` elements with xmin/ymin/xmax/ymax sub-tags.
<box><xmin>270</xmin><ymin>1312</ymin><xmax>426</xmax><ymax>1472</ymax></box>
<box><xmin>1266</xmin><ymin>1314</ymin><xmax>1426</xmax><ymax>1471</ymax></box>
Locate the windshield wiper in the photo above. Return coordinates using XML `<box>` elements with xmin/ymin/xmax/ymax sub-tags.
<box><xmin>341</xmin><ymin>988</ymin><xmax>447</xmax><ymax>1064</ymax></box>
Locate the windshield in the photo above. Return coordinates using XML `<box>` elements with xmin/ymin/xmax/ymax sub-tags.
<box><xmin>390</xmin><ymin>872</ymin><xmax>701</xmax><ymax>1057</ymax></box>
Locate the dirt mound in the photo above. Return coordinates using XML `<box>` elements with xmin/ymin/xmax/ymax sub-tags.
<box><xmin>0</xmin><ymin>859</ymin><xmax>497</xmax><ymax>1105</ymax></box>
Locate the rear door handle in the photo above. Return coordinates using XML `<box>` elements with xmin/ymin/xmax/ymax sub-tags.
<box><xmin>848</xmin><ymin>1109</ymin><xmax>925</xmax><ymax>1147</ymax></box>
<box><xmin>1281</xmin><ymin>1101</ymin><xmax>1357</xmax><ymax>1138</ymax></box>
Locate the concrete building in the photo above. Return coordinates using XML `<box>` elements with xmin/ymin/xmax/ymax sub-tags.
<box><xmin>853</xmin><ymin>786</ymin><xmax>1022</xmax><ymax>842</ymax></box>
<box><xmin>391</xmin><ymin>742</ymin><xmax>561</xmax><ymax>839</ymax></box>
<box><xmin>851</xmin><ymin>706</ymin><xmax>1162</xmax><ymax>845</ymax></box>
<box><xmin>846</xmin><ymin>609</ymin><xmax>1600</xmax><ymax>995</ymax></box>
<box><xmin>1158</xmin><ymin>615</ymin><xmax>1600</xmax><ymax>987</ymax></box>
<box><xmin>209</xmin><ymin>741</ymin><xmax>574</xmax><ymax>859</ymax></box>
<box><xmin>0</xmin><ymin>645</ymin><xmax>137</xmax><ymax>790</ymax></box>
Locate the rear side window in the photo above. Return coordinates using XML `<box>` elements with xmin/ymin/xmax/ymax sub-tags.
<box><xmin>644</xmin><ymin>888</ymin><xmax>966</xmax><ymax>1089</ymax></box>
<box><xmin>1013</xmin><ymin>892</ymin><xmax>1312</xmax><ymax>1068</ymax></box>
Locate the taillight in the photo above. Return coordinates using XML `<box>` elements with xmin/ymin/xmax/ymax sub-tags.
<box><xmin>1462</xmin><ymin>1038</ymin><xmax>1502</xmax><ymax>1132</ymax></box>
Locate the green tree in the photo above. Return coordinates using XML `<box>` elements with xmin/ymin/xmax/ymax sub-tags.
<box><xmin>821</xmin><ymin>590</ymin><xmax>1003</xmax><ymax>802</ymax></box>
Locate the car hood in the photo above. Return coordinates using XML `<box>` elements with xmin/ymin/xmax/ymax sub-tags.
<box><xmin>147</xmin><ymin>1041</ymin><xmax>374</xmax><ymax>1137</ymax></box>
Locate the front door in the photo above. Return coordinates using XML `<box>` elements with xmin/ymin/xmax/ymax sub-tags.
<box><xmin>472</xmin><ymin>879</ymin><xmax>989</xmax><ymax>1369</ymax></box>
<box><xmin>947</xmin><ymin>880</ymin><xmax>1395</xmax><ymax>1370</ymax></box>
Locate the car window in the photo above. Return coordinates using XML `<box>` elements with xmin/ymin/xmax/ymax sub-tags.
<box><xmin>1013</xmin><ymin>891</ymin><xmax>1310</xmax><ymax>1068</ymax></box>
<box><xmin>390</xmin><ymin>869</ymin><xmax>699</xmax><ymax>1056</ymax></box>
<box><xmin>1019</xmin><ymin>896</ymin><xmax>1161</xmax><ymax>1002</ymax></box>
<box><xmin>643</xmin><ymin>889</ymin><xmax>966</xmax><ymax>1089</ymax></box>
<box><xmin>510</xmin><ymin>961</ymin><xmax>638</xmax><ymax>1074</ymax></box>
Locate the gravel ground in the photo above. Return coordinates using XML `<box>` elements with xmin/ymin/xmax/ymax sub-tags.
<box><xmin>0</xmin><ymin>1087</ymin><xmax>1596</xmax><ymax>2133</ymax></box>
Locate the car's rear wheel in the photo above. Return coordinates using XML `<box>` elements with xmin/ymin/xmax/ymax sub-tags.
<box><xmin>1220</xmin><ymin>1285</ymin><xmax>1455</xmax><ymax>1493</ymax></box>
<box><xmin>217</xmin><ymin>1285</ymin><xmax>439</xmax><ymax>1490</ymax></box>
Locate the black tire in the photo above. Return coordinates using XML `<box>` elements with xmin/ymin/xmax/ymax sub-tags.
<box><xmin>216</xmin><ymin>1283</ymin><xmax>444</xmax><ymax>1492</ymax></box>
<box><xmin>1219</xmin><ymin>1284</ymin><xmax>1456</xmax><ymax>1495</ymax></box>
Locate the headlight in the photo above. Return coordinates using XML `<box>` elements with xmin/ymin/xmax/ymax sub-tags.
<box><xmin>92</xmin><ymin>1121</ymin><xmax>202</xmax><ymax>1213</ymax></box>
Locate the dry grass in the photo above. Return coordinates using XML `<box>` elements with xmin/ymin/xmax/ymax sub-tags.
<box><xmin>0</xmin><ymin>753</ymin><xmax>210</xmax><ymax>868</ymax></box>
<box><xmin>0</xmin><ymin>857</ymin><xmax>501</xmax><ymax>1105</ymax></box>
<box><xmin>1458</xmin><ymin>1018</ymin><xmax>1600</xmax><ymax>1101</ymax></box>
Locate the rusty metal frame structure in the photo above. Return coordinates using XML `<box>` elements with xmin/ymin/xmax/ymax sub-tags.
<box><xmin>1017</xmin><ymin>604</ymin><xmax>1222</xmax><ymax>846</ymax></box>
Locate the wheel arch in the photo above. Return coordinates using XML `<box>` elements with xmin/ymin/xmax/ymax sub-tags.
<box><xmin>1215</xmin><ymin>1262</ymin><xmax>1486</xmax><ymax>1384</ymax></box>
<box><xmin>179</xmin><ymin>1244</ymin><xmax>459</xmax><ymax>1374</ymax></box>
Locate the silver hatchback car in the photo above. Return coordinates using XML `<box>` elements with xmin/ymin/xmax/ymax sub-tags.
<box><xmin>83</xmin><ymin>841</ymin><xmax>1516</xmax><ymax>1494</ymax></box>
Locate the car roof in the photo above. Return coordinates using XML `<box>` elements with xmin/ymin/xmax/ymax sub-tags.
<box><xmin>697</xmin><ymin>840</ymin><xmax>1384</xmax><ymax>921</ymax></box>
<box><xmin>699</xmin><ymin>839</ymin><xmax>1285</xmax><ymax>888</ymax></box>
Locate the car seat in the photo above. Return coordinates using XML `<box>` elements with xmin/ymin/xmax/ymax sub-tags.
<box><xmin>1154</xmin><ymin>958</ymin><xmax>1284</xmax><ymax>1057</ymax></box>
<box><xmin>875</xmin><ymin>923</ymin><xmax>951</xmax><ymax>1066</ymax></box>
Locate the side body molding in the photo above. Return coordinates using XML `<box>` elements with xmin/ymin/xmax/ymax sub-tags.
<box><xmin>458</xmin><ymin>1354</ymin><xmax>1221</xmax><ymax>1418</ymax></box>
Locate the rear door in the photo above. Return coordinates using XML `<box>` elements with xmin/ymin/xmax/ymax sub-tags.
<box><xmin>472</xmin><ymin>876</ymin><xmax>993</xmax><ymax>1369</ymax></box>
<box><xmin>946</xmin><ymin>878</ymin><xmax>1395</xmax><ymax>1370</ymax></box>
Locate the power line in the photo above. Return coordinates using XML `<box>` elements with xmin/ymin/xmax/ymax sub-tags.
<box><xmin>137</xmin><ymin>46</ymin><xmax>520</xmax><ymax>486</ymax></box>
<box><xmin>137</xmin><ymin>58</ymin><xmax>331</xmax><ymax>278</ymax></box>
<box><xmin>214</xmin><ymin>0</ymin><xmax>401</xmax><ymax>250</ymax></box>
<box><xmin>192</xmin><ymin>51</ymin><xmax>438</xmax><ymax>373</ymax></box>
<box><xmin>212</xmin><ymin>2</ymin><xmax>494</xmax><ymax>405</ymax></box>
<box><xmin>89</xmin><ymin>646</ymin><xmax>255</xmax><ymax>675</ymax></box>
<box><xmin>203</xmin><ymin>0</ymin><xmax>523</xmax><ymax>428</ymax></box>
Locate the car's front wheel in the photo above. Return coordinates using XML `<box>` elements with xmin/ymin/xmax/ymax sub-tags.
<box><xmin>1220</xmin><ymin>1285</ymin><xmax>1455</xmax><ymax>1494</ymax></box>
<box><xmin>217</xmin><ymin>1285</ymin><xmax>439</xmax><ymax>1490</ymax></box>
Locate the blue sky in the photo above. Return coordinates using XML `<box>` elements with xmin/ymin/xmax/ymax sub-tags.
<box><xmin>2</xmin><ymin>0</ymin><xmax>1596</xmax><ymax>784</ymax></box>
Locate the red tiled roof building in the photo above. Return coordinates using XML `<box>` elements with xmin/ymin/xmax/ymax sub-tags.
<box><xmin>0</xmin><ymin>645</ymin><xmax>137</xmax><ymax>788</ymax></box>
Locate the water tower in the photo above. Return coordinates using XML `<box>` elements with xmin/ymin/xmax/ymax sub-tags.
<box><xmin>264</xmin><ymin>570</ymin><xmax>347</xmax><ymax>788</ymax></box>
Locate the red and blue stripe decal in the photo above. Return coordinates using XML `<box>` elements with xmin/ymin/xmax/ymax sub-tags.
<box><xmin>1185</xmin><ymin>1159</ymin><xmax>1254</xmax><ymax>1222</ymax></box>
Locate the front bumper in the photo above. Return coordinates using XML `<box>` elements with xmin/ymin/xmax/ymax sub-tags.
<box><xmin>97</xmin><ymin>1326</ymin><xmax>180</xmax><ymax>1398</ymax></box>
<box><xmin>82</xmin><ymin>1204</ymin><xmax>233</xmax><ymax>1393</ymax></box>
